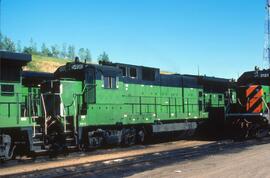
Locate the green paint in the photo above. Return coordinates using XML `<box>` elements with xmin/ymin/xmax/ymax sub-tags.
<box><xmin>58</xmin><ymin>78</ymin><xmax>225</xmax><ymax>127</ymax></box>
<box><xmin>0</xmin><ymin>82</ymin><xmax>38</xmax><ymax>128</ymax></box>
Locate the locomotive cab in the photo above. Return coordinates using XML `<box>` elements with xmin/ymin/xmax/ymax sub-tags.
<box><xmin>226</xmin><ymin>68</ymin><xmax>270</xmax><ymax>139</ymax></box>
<box><xmin>41</xmin><ymin>60</ymin><xmax>103</xmax><ymax>149</ymax></box>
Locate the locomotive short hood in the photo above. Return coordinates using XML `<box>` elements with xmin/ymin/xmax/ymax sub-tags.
<box><xmin>54</xmin><ymin>61</ymin><xmax>122</xmax><ymax>80</ymax></box>
<box><xmin>238</xmin><ymin>68</ymin><xmax>270</xmax><ymax>86</ymax></box>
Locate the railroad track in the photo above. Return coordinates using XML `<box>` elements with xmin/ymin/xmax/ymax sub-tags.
<box><xmin>0</xmin><ymin>140</ymin><xmax>211</xmax><ymax>176</ymax></box>
<box><xmin>5</xmin><ymin>137</ymin><xmax>270</xmax><ymax>178</ymax></box>
<box><xmin>1</xmin><ymin>139</ymin><xmax>204</xmax><ymax>168</ymax></box>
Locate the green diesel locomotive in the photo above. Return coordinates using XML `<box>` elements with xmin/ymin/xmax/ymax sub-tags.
<box><xmin>0</xmin><ymin>52</ymin><xmax>246</xmax><ymax>161</ymax></box>
<box><xmin>0</xmin><ymin>51</ymin><xmax>53</xmax><ymax>160</ymax></box>
<box><xmin>40</xmin><ymin>59</ymin><xmax>235</xmax><ymax>150</ymax></box>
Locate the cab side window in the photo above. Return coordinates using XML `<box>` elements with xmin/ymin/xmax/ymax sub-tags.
<box><xmin>142</xmin><ymin>67</ymin><xmax>155</xmax><ymax>81</ymax></box>
<box><xmin>104</xmin><ymin>76</ymin><xmax>117</xmax><ymax>89</ymax></box>
<box><xmin>129</xmin><ymin>67</ymin><xmax>137</xmax><ymax>78</ymax></box>
<box><xmin>1</xmin><ymin>84</ymin><xmax>14</xmax><ymax>96</ymax></box>
<box><xmin>119</xmin><ymin>66</ymin><xmax>127</xmax><ymax>77</ymax></box>
<box><xmin>84</xmin><ymin>70</ymin><xmax>96</xmax><ymax>104</ymax></box>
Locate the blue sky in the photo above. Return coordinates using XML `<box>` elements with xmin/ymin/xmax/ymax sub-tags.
<box><xmin>2</xmin><ymin>0</ymin><xmax>267</xmax><ymax>78</ymax></box>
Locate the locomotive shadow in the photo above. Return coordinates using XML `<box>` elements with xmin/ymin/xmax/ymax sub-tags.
<box><xmin>4</xmin><ymin>137</ymin><xmax>270</xmax><ymax>177</ymax></box>
<box><xmin>90</xmin><ymin>138</ymin><xmax>270</xmax><ymax>178</ymax></box>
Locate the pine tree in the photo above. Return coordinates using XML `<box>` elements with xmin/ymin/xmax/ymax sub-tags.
<box><xmin>85</xmin><ymin>48</ymin><xmax>92</xmax><ymax>62</ymax></box>
<box><xmin>3</xmin><ymin>36</ymin><xmax>16</xmax><ymax>52</ymax></box>
<box><xmin>16</xmin><ymin>40</ymin><xmax>22</xmax><ymax>53</ymax></box>
<box><xmin>0</xmin><ymin>33</ymin><xmax>4</xmax><ymax>50</ymax></box>
<box><xmin>29</xmin><ymin>38</ymin><xmax>38</xmax><ymax>54</ymax></box>
<box><xmin>61</xmin><ymin>43</ymin><xmax>67</xmax><ymax>59</ymax></box>
<box><xmin>98</xmin><ymin>51</ymin><xmax>110</xmax><ymax>63</ymax></box>
<box><xmin>67</xmin><ymin>45</ymin><xmax>76</xmax><ymax>59</ymax></box>
<box><xmin>51</xmin><ymin>44</ymin><xmax>60</xmax><ymax>57</ymax></box>
<box><xmin>41</xmin><ymin>43</ymin><xmax>51</xmax><ymax>56</ymax></box>
<box><xmin>78</xmin><ymin>48</ymin><xmax>85</xmax><ymax>61</ymax></box>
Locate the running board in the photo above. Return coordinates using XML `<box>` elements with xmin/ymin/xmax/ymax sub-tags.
<box><xmin>152</xmin><ymin>122</ymin><xmax>197</xmax><ymax>133</ymax></box>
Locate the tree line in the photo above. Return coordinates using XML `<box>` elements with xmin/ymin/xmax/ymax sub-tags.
<box><xmin>0</xmin><ymin>33</ymin><xmax>110</xmax><ymax>62</ymax></box>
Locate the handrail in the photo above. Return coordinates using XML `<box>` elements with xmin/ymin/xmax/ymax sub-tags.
<box><xmin>82</xmin><ymin>83</ymin><xmax>96</xmax><ymax>94</ymax></box>
<box><xmin>73</xmin><ymin>94</ymin><xmax>77</xmax><ymax>135</ymax></box>
<box><xmin>59</xmin><ymin>94</ymin><xmax>67</xmax><ymax>132</ymax></box>
<box><xmin>40</xmin><ymin>94</ymin><xmax>48</xmax><ymax>135</ymax></box>
<box><xmin>16</xmin><ymin>93</ymin><xmax>19</xmax><ymax>124</ymax></box>
<box><xmin>261</xmin><ymin>97</ymin><xmax>270</xmax><ymax>122</ymax></box>
<box><xmin>41</xmin><ymin>92</ymin><xmax>73</xmax><ymax>133</ymax></box>
<box><xmin>0</xmin><ymin>92</ymin><xmax>40</xmax><ymax>119</ymax></box>
<box><xmin>225</xmin><ymin>102</ymin><xmax>231</xmax><ymax>115</ymax></box>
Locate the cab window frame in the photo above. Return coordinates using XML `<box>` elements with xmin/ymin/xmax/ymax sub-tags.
<box><xmin>129</xmin><ymin>67</ymin><xmax>137</xmax><ymax>79</ymax></box>
<box><xmin>103</xmin><ymin>75</ymin><xmax>118</xmax><ymax>89</ymax></box>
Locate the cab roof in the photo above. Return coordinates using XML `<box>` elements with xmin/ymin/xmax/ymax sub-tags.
<box><xmin>0</xmin><ymin>51</ymin><xmax>31</xmax><ymax>64</ymax></box>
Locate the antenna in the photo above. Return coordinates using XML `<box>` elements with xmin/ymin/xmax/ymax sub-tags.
<box><xmin>264</xmin><ymin>0</ymin><xmax>270</xmax><ymax>68</ymax></box>
<box><xmin>0</xmin><ymin>0</ymin><xmax>2</xmax><ymax>36</ymax></box>
<box><xmin>0</xmin><ymin>0</ymin><xmax>2</xmax><ymax>81</ymax></box>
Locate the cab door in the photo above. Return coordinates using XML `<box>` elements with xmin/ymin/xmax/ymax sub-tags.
<box><xmin>84</xmin><ymin>68</ymin><xmax>96</xmax><ymax>106</ymax></box>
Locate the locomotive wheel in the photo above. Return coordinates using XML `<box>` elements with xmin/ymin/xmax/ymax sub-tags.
<box><xmin>0</xmin><ymin>135</ymin><xmax>16</xmax><ymax>162</ymax></box>
<box><xmin>122</xmin><ymin>129</ymin><xmax>136</xmax><ymax>146</ymax></box>
<box><xmin>230</xmin><ymin>118</ymin><xmax>250</xmax><ymax>140</ymax></box>
<box><xmin>137</xmin><ymin>130</ymin><xmax>145</xmax><ymax>144</ymax></box>
<box><xmin>252</xmin><ymin>123</ymin><xmax>269</xmax><ymax>139</ymax></box>
<box><xmin>186</xmin><ymin>129</ymin><xmax>195</xmax><ymax>138</ymax></box>
<box><xmin>255</xmin><ymin>128</ymin><xmax>269</xmax><ymax>138</ymax></box>
<box><xmin>47</xmin><ymin>117</ymin><xmax>67</xmax><ymax>157</ymax></box>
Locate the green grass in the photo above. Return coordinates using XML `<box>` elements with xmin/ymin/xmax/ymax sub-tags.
<box><xmin>32</xmin><ymin>55</ymin><xmax>70</xmax><ymax>63</ymax></box>
<box><xmin>24</xmin><ymin>55</ymin><xmax>71</xmax><ymax>73</ymax></box>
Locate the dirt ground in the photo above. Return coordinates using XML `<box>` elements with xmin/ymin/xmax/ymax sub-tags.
<box><xmin>69</xmin><ymin>138</ymin><xmax>270</xmax><ymax>178</ymax></box>
<box><xmin>0</xmin><ymin>140</ymin><xmax>211</xmax><ymax>176</ymax></box>
<box><xmin>128</xmin><ymin>144</ymin><xmax>270</xmax><ymax>178</ymax></box>
<box><xmin>2</xmin><ymin>139</ymin><xmax>270</xmax><ymax>178</ymax></box>
<box><xmin>127</xmin><ymin>140</ymin><xmax>270</xmax><ymax>178</ymax></box>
